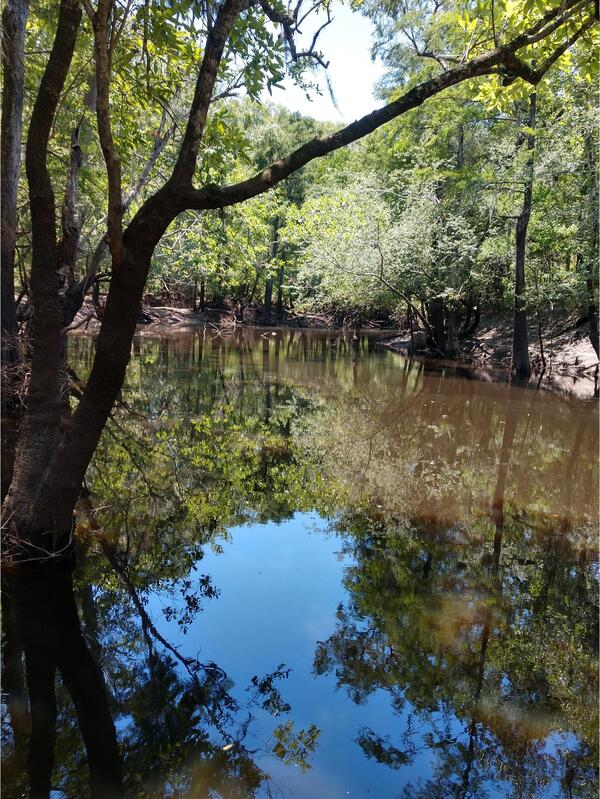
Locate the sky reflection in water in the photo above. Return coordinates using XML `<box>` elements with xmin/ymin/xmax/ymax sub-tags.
<box><xmin>2</xmin><ymin>330</ymin><xmax>598</xmax><ymax>799</ymax></box>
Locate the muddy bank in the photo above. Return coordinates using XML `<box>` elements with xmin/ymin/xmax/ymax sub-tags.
<box><xmin>384</xmin><ymin>312</ymin><xmax>598</xmax><ymax>399</ymax></box>
<box><xmin>67</xmin><ymin>299</ymin><xmax>388</xmax><ymax>335</ymax></box>
<box><xmin>68</xmin><ymin>302</ymin><xmax>598</xmax><ymax>398</ymax></box>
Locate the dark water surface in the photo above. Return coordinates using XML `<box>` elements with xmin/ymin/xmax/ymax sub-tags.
<box><xmin>2</xmin><ymin>329</ymin><xmax>598</xmax><ymax>799</ymax></box>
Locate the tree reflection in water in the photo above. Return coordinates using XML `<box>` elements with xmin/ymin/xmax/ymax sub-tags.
<box><xmin>2</xmin><ymin>566</ymin><xmax>122</xmax><ymax>799</ymax></box>
<box><xmin>1</xmin><ymin>330</ymin><xmax>597</xmax><ymax>798</ymax></box>
<box><xmin>314</xmin><ymin>513</ymin><xmax>597</xmax><ymax>798</ymax></box>
<box><xmin>2</xmin><ymin>556</ymin><xmax>316</xmax><ymax>798</ymax></box>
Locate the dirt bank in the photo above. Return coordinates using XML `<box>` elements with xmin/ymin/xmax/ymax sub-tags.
<box><xmin>384</xmin><ymin>311</ymin><xmax>598</xmax><ymax>398</ymax></box>
<box><xmin>67</xmin><ymin>299</ymin><xmax>381</xmax><ymax>335</ymax></box>
<box><xmin>68</xmin><ymin>302</ymin><xmax>598</xmax><ymax>397</ymax></box>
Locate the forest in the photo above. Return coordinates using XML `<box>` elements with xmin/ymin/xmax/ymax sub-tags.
<box><xmin>2</xmin><ymin>0</ymin><xmax>598</xmax><ymax>403</ymax></box>
<box><xmin>1</xmin><ymin>0</ymin><xmax>598</xmax><ymax>797</ymax></box>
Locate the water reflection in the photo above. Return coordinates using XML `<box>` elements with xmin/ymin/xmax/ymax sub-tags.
<box><xmin>2</xmin><ymin>566</ymin><xmax>123</xmax><ymax>798</ymax></box>
<box><xmin>2</xmin><ymin>557</ymin><xmax>314</xmax><ymax>798</ymax></box>
<box><xmin>1</xmin><ymin>330</ymin><xmax>597</xmax><ymax>798</ymax></box>
<box><xmin>315</xmin><ymin>514</ymin><xmax>597</xmax><ymax>798</ymax></box>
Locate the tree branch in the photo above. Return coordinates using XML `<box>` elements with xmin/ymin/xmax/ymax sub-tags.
<box><xmin>91</xmin><ymin>0</ymin><xmax>124</xmax><ymax>265</ymax></box>
<box><xmin>181</xmin><ymin>1</ymin><xmax>593</xmax><ymax>212</ymax></box>
<box><xmin>62</xmin><ymin>121</ymin><xmax>175</xmax><ymax>329</ymax></box>
<box><xmin>170</xmin><ymin>0</ymin><xmax>245</xmax><ymax>186</ymax></box>
<box><xmin>502</xmin><ymin>11</ymin><xmax>595</xmax><ymax>84</ymax></box>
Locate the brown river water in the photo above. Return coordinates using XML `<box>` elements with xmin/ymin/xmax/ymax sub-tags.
<box><xmin>2</xmin><ymin>329</ymin><xmax>598</xmax><ymax>798</ymax></box>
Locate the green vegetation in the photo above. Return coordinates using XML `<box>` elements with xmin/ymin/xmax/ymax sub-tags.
<box><xmin>0</xmin><ymin>1</ymin><xmax>597</xmax><ymax>795</ymax></box>
<box><xmin>1</xmin><ymin>0</ymin><xmax>597</xmax><ymax>557</ymax></box>
<box><xmin>2</xmin><ymin>0</ymin><xmax>597</xmax><ymax>388</ymax></box>
<box><xmin>148</xmin><ymin>79</ymin><xmax>598</xmax><ymax>368</ymax></box>
<box><xmin>3</xmin><ymin>333</ymin><xmax>596</xmax><ymax>797</ymax></box>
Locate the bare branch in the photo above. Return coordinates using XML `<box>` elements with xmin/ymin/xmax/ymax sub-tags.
<box><xmin>260</xmin><ymin>0</ymin><xmax>332</xmax><ymax>68</ymax></box>
<box><xmin>68</xmin><ymin>121</ymin><xmax>176</xmax><ymax>319</ymax></box>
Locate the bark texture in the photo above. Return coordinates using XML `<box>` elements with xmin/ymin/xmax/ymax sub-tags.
<box><xmin>4</xmin><ymin>0</ymin><xmax>82</xmax><ymax>547</ymax></box>
<box><xmin>512</xmin><ymin>92</ymin><xmax>536</xmax><ymax>378</ymax></box>
<box><xmin>1</xmin><ymin>0</ymin><xmax>29</xmax><ymax>365</ymax></box>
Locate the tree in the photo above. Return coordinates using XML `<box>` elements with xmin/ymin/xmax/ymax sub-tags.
<box><xmin>1</xmin><ymin>0</ymin><xmax>596</xmax><ymax>554</ymax></box>
<box><xmin>1</xmin><ymin>0</ymin><xmax>28</xmax><ymax>366</ymax></box>
<box><xmin>512</xmin><ymin>90</ymin><xmax>536</xmax><ymax>376</ymax></box>
<box><xmin>361</xmin><ymin>0</ymin><xmax>598</xmax><ymax>365</ymax></box>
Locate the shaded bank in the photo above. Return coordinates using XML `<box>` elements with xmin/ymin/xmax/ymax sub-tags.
<box><xmin>384</xmin><ymin>311</ymin><xmax>598</xmax><ymax>399</ymax></box>
<box><xmin>68</xmin><ymin>303</ymin><xmax>598</xmax><ymax>399</ymax></box>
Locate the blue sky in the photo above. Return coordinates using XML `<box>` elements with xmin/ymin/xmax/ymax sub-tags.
<box><xmin>262</xmin><ymin>1</ymin><xmax>386</xmax><ymax>123</ymax></box>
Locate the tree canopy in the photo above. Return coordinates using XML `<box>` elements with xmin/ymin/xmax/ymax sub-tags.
<box><xmin>0</xmin><ymin>0</ymin><xmax>597</xmax><ymax>570</ymax></box>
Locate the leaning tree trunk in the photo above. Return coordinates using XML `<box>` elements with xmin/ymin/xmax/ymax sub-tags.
<box><xmin>512</xmin><ymin>92</ymin><xmax>536</xmax><ymax>378</ymax></box>
<box><xmin>1</xmin><ymin>0</ymin><xmax>29</xmax><ymax>367</ymax></box>
<box><xmin>3</xmin><ymin>0</ymin><xmax>241</xmax><ymax>556</ymax></box>
<box><xmin>5</xmin><ymin>203</ymin><xmax>177</xmax><ymax>553</ymax></box>
<box><xmin>2</xmin><ymin>0</ymin><xmax>83</xmax><ymax>558</ymax></box>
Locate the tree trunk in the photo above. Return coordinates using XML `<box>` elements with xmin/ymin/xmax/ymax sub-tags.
<box><xmin>264</xmin><ymin>276</ymin><xmax>274</xmax><ymax>322</ymax></box>
<box><xmin>512</xmin><ymin>92</ymin><xmax>536</xmax><ymax>378</ymax></box>
<box><xmin>2</xmin><ymin>0</ymin><xmax>234</xmax><ymax>552</ymax></box>
<box><xmin>264</xmin><ymin>216</ymin><xmax>280</xmax><ymax>323</ymax></box>
<box><xmin>1</xmin><ymin>0</ymin><xmax>29</xmax><ymax>366</ymax></box>
<box><xmin>276</xmin><ymin>264</ymin><xmax>285</xmax><ymax>322</ymax></box>
<box><xmin>456</xmin><ymin>122</ymin><xmax>464</xmax><ymax>170</ymax></box>
<box><xmin>583</xmin><ymin>132</ymin><xmax>599</xmax><ymax>357</ymax></box>
<box><xmin>4</xmin><ymin>192</ymin><xmax>177</xmax><ymax>553</ymax></box>
<box><xmin>445</xmin><ymin>307</ymin><xmax>459</xmax><ymax>357</ymax></box>
<box><xmin>427</xmin><ymin>299</ymin><xmax>446</xmax><ymax>352</ymax></box>
<box><xmin>587</xmin><ymin>275</ymin><xmax>599</xmax><ymax>358</ymax></box>
<box><xmin>2</xmin><ymin>0</ymin><xmax>83</xmax><ymax>549</ymax></box>
<box><xmin>462</xmin><ymin>303</ymin><xmax>480</xmax><ymax>337</ymax></box>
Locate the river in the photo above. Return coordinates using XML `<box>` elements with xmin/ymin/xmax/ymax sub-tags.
<box><xmin>2</xmin><ymin>329</ymin><xmax>598</xmax><ymax>799</ymax></box>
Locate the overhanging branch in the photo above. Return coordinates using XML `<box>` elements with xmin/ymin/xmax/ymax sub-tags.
<box><xmin>179</xmin><ymin>0</ymin><xmax>594</xmax><ymax>212</ymax></box>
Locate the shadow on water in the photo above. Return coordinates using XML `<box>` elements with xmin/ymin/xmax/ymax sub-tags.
<box><xmin>1</xmin><ymin>329</ymin><xmax>598</xmax><ymax>798</ymax></box>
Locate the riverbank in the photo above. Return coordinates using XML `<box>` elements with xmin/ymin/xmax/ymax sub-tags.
<box><xmin>68</xmin><ymin>299</ymin><xmax>379</xmax><ymax>335</ymax></box>
<box><xmin>69</xmin><ymin>301</ymin><xmax>598</xmax><ymax>397</ymax></box>
<box><xmin>384</xmin><ymin>311</ymin><xmax>598</xmax><ymax>398</ymax></box>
